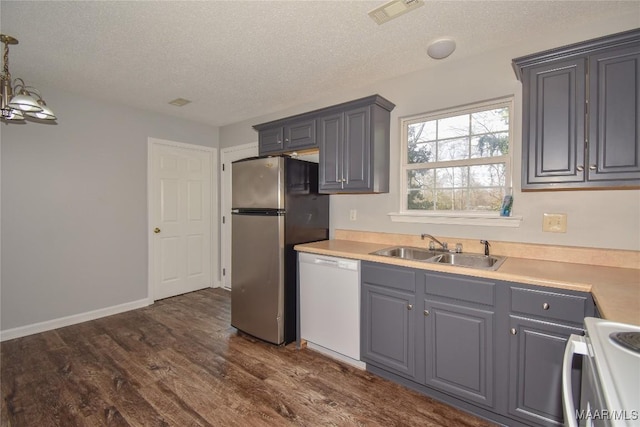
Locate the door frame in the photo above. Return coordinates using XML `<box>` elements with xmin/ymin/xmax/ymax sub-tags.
<box><xmin>147</xmin><ymin>137</ymin><xmax>218</xmax><ymax>302</ymax></box>
<box><xmin>219</xmin><ymin>142</ymin><xmax>258</xmax><ymax>289</ymax></box>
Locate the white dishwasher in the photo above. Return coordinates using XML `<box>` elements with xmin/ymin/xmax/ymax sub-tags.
<box><xmin>299</xmin><ymin>252</ymin><xmax>364</xmax><ymax>369</ymax></box>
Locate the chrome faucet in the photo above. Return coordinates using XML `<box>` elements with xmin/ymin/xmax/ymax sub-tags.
<box><xmin>480</xmin><ymin>240</ymin><xmax>491</xmax><ymax>256</ymax></box>
<box><xmin>421</xmin><ymin>234</ymin><xmax>448</xmax><ymax>251</ymax></box>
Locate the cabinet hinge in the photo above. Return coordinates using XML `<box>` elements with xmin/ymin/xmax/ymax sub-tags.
<box><xmin>222</xmin><ymin>216</ymin><xmax>225</xmax><ymax>224</ymax></box>
<box><xmin>223</xmin><ymin>268</ymin><xmax>226</xmax><ymax>276</ymax></box>
<box><xmin>222</xmin><ymin>163</ymin><xmax>225</xmax><ymax>171</ymax></box>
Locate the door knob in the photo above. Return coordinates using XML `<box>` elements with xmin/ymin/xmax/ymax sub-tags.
<box><xmin>154</xmin><ymin>228</ymin><xmax>161</xmax><ymax>234</ymax></box>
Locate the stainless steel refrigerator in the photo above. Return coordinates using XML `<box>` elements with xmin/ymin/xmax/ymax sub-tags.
<box><xmin>231</xmin><ymin>156</ymin><xmax>329</xmax><ymax>345</ymax></box>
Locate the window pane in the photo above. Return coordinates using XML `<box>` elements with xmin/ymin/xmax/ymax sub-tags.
<box><xmin>438</xmin><ymin>115</ymin><xmax>469</xmax><ymax>139</ymax></box>
<box><xmin>408</xmin><ymin>140</ymin><xmax>436</xmax><ymax>164</ymax></box>
<box><xmin>471</xmin><ymin>132</ymin><xmax>509</xmax><ymax>158</ymax></box>
<box><xmin>468</xmin><ymin>187</ymin><xmax>505</xmax><ymax>211</ymax></box>
<box><xmin>438</xmin><ymin>137</ymin><xmax>469</xmax><ymax>161</ymax></box>
<box><xmin>471</xmin><ymin>107</ymin><xmax>509</xmax><ymax>134</ymax></box>
<box><xmin>409</xmin><ymin>121</ymin><xmax>436</xmax><ymax>142</ymax></box>
<box><xmin>408</xmin><ymin>189</ymin><xmax>435</xmax><ymax>210</ymax></box>
<box><xmin>435</xmin><ymin>167</ymin><xmax>468</xmax><ymax>188</ymax></box>
<box><xmin>469</xmin><ymin>163</ymin><xmax>505</xmax><ymax>187</ymax></box>
<box><xmin>407</xmin><ymin>169</ymin><xmax>435</xmax><ymax>189</ymax></box>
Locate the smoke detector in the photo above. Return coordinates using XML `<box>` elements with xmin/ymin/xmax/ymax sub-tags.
<box><xmin>368</xmin><ymin>0</ymin><xmax>425</xmax><ymax>25</ymax></box>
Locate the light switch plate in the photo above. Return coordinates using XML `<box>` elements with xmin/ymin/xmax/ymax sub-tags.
<box><xmin>543</xmin><ymin>213</ymin><xmax>567</xmax><ymax>233</ymax></box>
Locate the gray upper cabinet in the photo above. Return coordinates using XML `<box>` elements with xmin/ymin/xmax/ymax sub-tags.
<box><xmin>318</xmin><ymin>96</ymin><xmax>395</xmax><ymax>193</ymax></box>
<box><xmin>256</xmin><ymin>118</ymin><xmax>316</xmax><ymax>155</ymax></box>
<box><xmin>514</xmin><ymin>29</ymin><xmax>640</xmax><ymax>190</ymax></box>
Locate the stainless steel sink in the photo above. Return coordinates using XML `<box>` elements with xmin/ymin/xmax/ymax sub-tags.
<box><xmin>369</xmin><ymin>246</ymin><xmax>506</xmax><ymax>271</ymax></box>
<box><xmin>370</xmin><ymin>246</ymin><xmax>436</xmax><ymax>261</ymax></box>
<box><xmin>427</xmin><ymin>253</ymin><xmax>506</xmax><ymax>271</ymax></box>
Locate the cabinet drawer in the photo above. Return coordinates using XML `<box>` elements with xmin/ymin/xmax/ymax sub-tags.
<box><xmin>510</xmin><ymin>287</ymin><xmax>588</xmax><ymax>324</ymax></box>
<box><xmin>362</xmin><ymin>262</ymin><xmax>415</xmax><ymax>293</ymax></box>
<box><xmin>422</xmin><ymin>272</ymin><xmax>495</xmax><ymax>306</ymax></box>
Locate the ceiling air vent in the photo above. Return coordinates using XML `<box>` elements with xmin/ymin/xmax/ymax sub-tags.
<box><xmin>368</xmin><ymin>0</ymin><xmax>424</xmax><ymax>25</ymax></box>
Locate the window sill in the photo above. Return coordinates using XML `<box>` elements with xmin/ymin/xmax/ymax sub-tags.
<box><xmin>388</xmin><ymin>211</ymin><xmax>523</xmax><ymax>227</ymax></box>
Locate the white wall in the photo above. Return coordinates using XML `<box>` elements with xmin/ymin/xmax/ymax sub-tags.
<box><xmin>220</xmin><ymin>16</ymin><xmax>640</xmax><ymax>252</ymax></box>
<box><xmin>1</xmin><ymin>86</ymin><xmax>219</xmax><ymax>332</ymax></box>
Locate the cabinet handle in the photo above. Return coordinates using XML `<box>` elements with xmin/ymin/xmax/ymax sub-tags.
<box><xmin>424</xmin><ymin>310</ymin><xmax>429</xmax><ymax>316</ymax></box>
<box><xmin>285</xmin><ymin>138</ymin><xmax>289</xmax><ymax>143</ymax></box>
<box><xmin>589</xmin><ymin>164</ymin><xmax>597</xmax><ymax>170</ymax></box>
<box><xmin>542</xmin><ymin>302</ymin><xmax>550</xmax><ymax>310</ymax></box>
<box><xmin>407</xmin><ymin>304</ymin><xmax>413</xmax><ymax>310</ymax></box>
<box><xmin>277</xmin><ymin>139</ymin><xmax>282</xmax><ymax>144</ymax></box>
<box><xmin>510</xmin><ymin>328</ymin><xmax>517</xmax><ymax>335</ymax></box>
<box><xmin>576</xmin><ymin>165</ymin><xmax>584</xmax><ymax>171</ymax></box>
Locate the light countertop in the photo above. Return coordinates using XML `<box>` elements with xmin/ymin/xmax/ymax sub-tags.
<box><xmin>295</xmin><ymin>239</ymin><xmax>640</xmax><ymax>326</ymax></box>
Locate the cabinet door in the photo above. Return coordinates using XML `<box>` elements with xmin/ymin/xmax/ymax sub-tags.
<box><xmin>361</xmin><ymin>283</ymin><xmax>416</xmax><ymax>380</ymax></box>
<box><xmin>588</xmin><ymin>42</ymin><xmax>640</xmax><ymax>184</ymax></box>
<box><xmin>423</xmin><ymin>300</ymin><xmax>494</xmax><ymax>409</ymax></box>
<box><xmin>318</xmin><ymin>113</ymin><xmax>344</xmax><ymax>192</ymax></box>
<box><xmin>259</xmin><ymin>127</ymin><xmax>284</xmax><ymax>155</ymax></box>
<box><xmin>508</xmin><ymin>316</ymin><xmax>583</xmax><ymax>426</ymax></box>
<box><xmin>284</xmin><ymin>119</ymin><xmax>317</xmax><ymax>151</ymax></box>
<box><xmin>343</xmin><ymin>106</ymin><xmax>372</xmax><ymax>191</ymax></box>
<box><xmin>522</xmin><ymin>58</ymin><xmax>587</xmax><ymax>188</ymax></box>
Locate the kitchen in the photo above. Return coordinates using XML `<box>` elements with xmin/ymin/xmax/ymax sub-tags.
<box><xmin>1</xmin><ymin>1</ymin><xmax>639</xmax><ymax>426</ymax></box>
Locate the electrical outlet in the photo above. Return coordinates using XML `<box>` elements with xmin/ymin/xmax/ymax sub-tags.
<box><xmin>349</xmin><ymin>209</ymin><xmax>357</xmax><ymax>221</ymax></box>
<box><xmin>543</xmin><ymin>213</ymin><xmax>567</xmax><ymax>233</ymax></box>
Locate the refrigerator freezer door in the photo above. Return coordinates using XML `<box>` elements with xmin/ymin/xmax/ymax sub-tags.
<box><xmin>231</xmin><ymin>213</ymin><xmax>285</xmax><ymax>344</ymax></box>
<box><xmin>232</xmin><ymin>157</ymin><xmax>284</xmax><ymax>210</ymax></box>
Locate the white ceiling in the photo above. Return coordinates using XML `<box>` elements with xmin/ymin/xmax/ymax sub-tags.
<box><xmin>1</xmin><ymin>1</ymin><xmax>638</xmax><ymax>127</ymax></box>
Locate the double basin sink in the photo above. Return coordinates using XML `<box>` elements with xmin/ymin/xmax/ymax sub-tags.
<box><xmin>369</xmin><ymin>246</ymin><xmax>506</xmax><ymax>271</ymax></box>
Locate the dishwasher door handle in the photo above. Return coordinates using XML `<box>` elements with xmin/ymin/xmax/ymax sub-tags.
<box><xmin>314</xmin><ymin>259</ymin><xmax>339</xmax><ymax>267</ymax></box>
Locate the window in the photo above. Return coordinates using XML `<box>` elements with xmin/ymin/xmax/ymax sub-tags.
<box><xmin>400</xmin><ymin>98</ymin><xmax>512</xmax><ymax>213</ymax></box>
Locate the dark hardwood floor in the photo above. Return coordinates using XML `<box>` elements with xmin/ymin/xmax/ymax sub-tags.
<box><xmin>1</xmin><ymin>288</ymin><xmax>496</xmax><ymax>426</ymax></box>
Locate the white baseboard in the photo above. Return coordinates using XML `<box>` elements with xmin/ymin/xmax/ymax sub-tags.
<box><xmin>306</xmin><ymin>342</ymin><xmax>366</xmax><ymax>370</ymax></box>
<box><xmin>0</xmin><ymin>297</ymin><xmax>153</xmax><ymax>342</ymax></box>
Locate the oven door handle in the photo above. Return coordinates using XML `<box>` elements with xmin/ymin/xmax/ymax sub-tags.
<box><xmin>562</xmin><ymin>334</ymin><xmax>588</xmax><ymax>427</ymax></box>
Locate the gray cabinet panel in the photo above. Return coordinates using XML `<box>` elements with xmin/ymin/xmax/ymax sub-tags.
<box><xmin>523</xmin><ymin>58</ymin><xmax>586</xmax><ymax>186</ymax></box>
<box><xmin>285</xmin><ymin>119</ymin><xmax>317</xmax><ymax>151</ymax></box>
<box><xmin>343</xmin><ymin>107</ymin><xmax>371</xmax><ymax>191</ymax></box>
<box><xmin>423</xmin><ymin>300</ymin><xmax>494</xmax><ymax>408</ymax></box>
<box><xmin>361</xmin><ymin>283</ymin><xmax>416</xmax><ymax>380</ymax></box>
<box><xmin>422</xmin><ymin>271</ymin><xmax>495</xmax><ymax>306</ymax></box>
<box><xmin>588</xmin><ymin>43</ymin><xmax>640</xmax><ymax>182</ymax></box>
<box><xmin>259</xmin><ymin>127</ymin><xmax>285</xmax><ymax>154</ymax></box>
<box><xmin>511</xmin><ymin>286</ymin><xmax>588</xmax><ymax>325</ymax></box>
<box><xmin>318</xmin><ymin>113</ymin><xmax>343</xmax><ymax>191</ymax></box>
<box><xmin>508</xmin><ymin>316</ymin><xmax>583</xmax><ymax>426</ymax></box>
<box><xmin>361</xmin><ymin>262</ymin><xmax>415</xmax><ymax>292</ymax></box>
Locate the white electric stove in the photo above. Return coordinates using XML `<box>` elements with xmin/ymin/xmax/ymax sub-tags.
<box><xmin>563</xmin><ymin>317</ymin><xmax>640</xmax><ymax>427</ymax></box>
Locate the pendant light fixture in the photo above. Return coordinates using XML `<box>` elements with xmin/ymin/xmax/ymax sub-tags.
<box><xmin>1</xmin><ymin>34</ymin><xmax>56</xmax><ymax>122</ymax></box>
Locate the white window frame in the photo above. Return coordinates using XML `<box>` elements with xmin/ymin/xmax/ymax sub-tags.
<box><xmin>389</xmin><ymin>97</ymin><xmax>522</xmax><ymax>227</ymax></box>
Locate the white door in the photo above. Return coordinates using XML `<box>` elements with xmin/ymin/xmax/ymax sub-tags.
<box><xmin>149</xmin><ymin>138</ymin><xmax>216</xmax><ymax>300</ymax></box>
<box><xmin>220</xmin><ymin>143</ymin><xmax>258</xmax><ymax>289</ymax></box>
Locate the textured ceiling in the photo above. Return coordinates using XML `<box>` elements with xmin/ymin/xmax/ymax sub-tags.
<box><xmin>1</xmin><ymin>1</ymin><xmax>638</xmax><ymax>127</ymax></box>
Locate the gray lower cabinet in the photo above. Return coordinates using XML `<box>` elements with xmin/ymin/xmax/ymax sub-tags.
<box><xmin>507</xmin><ymin>285</ymin><xmax>596</xmax><ymax>427</ymax></box>
<box><xmin>360</xmin><ymin>261</ymin><xmax>596</xmax><ymax>427</ymax></box>
<box><xmin>508</xmin><ymin>316</ymin><xmax>583</xmax><ymax>426</ymax></box>
<box><xmin>422</xmin><ymin>271</ymin><xmax>496</xmax><ymax>409</ymax></box>
<box><xmin>514</xmin><ymin>28</ymin><xmax>640</xmax><ymax>190</ymax></box>
<box><xmin>361</xmin><ymin>262</ymin><xmax>416</xmax><ymax>380</ymax></box>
